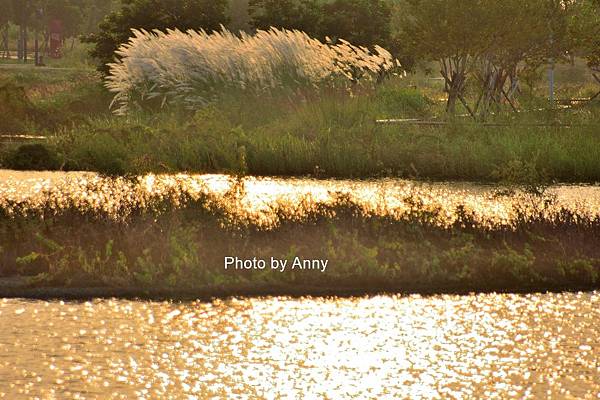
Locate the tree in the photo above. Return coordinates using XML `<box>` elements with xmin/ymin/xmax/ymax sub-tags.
<box><xmin>228</xmin><ymin>0</ymin><xmax>252</xmax><ymax>32</ymax></box>
<box><xmin>472</xmin><ymin>0</ymin><xmax>570</xmax><ymax>115</ymax></box>
<box><xmin>248</xmin><ymin>0</ymin><xmax>322</xmax><ymax>38</ymax></box>
<box><xmin>320</xmin><ymin>0</ymin><xmax>391</xmax><ymax>47</ymax></box>
<box><xmin>0</xmin><ymin>0</ymin><xmax>13</xmax><ymax>58</ymax></box>
<box><xmin>83</xmin><ymin>0</ymin><xmax>230</xmax><ymax>73</ymax></box>
<box><xmin>79</xmin><ymin>0</ymin><xmax>121</xmax><ymax>35</ymax></box>
<box><xmin>249</xmin><ymin>0</ymin><xmax>393</xmax><ymax>49</ymax></box>
<box><xmin>9</xmin><ymin>0</ymin><xmax>39</xmax><ymax>61</ymax></box>
<box><xmin>569</xmin><ymin>0</ymin><xmax>600</xmax><ymax>98</ymax></box>
<box><xmin>399</xmin><ymin>0</ymin><xmax>574</xmax><ymax>115</ymax></box>
<box><xmin>399</xmin><ymin>0</ymin><xmax>496</xmax><ymax>113</ymax></box>
<box><xmin>32</xmin><ymin>0</ymin><xmax>85</xmax><ymax>56</ymax></box>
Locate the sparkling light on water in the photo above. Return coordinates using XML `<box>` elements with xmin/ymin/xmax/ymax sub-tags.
<box><xmin>0</xmin><ymin>293</ymin><xmax>599</xmax><ymax>398</ymax></box>
<box><xmin>1</xmin><ymin>170</ymin><xmax>600</xmax><ymax>227</ymax></box>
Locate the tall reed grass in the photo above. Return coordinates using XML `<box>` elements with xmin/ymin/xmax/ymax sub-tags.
<box><xmin>106</xmin><ymin>27</ymin><xmax>398</xmax><ymax>114</ymax></box>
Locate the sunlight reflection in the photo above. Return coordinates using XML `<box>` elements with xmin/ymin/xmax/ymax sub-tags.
<box><xmin>1</xmin><ymin>171</ymin><xmax>600</xmax><ymax>229</ymax></box>
<box><xmin>0</xmin><ymin>293</ymin><xmax>598</xmax><ymax>398</ymax></box>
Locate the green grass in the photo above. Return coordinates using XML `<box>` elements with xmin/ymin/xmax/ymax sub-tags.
<box><xmin>0</xmin><ymin>67</ymin><xmax>599</xmax><ymax>183</ymax></box>
<box><xmin>0</xmin><ymin>67</ymin><xmax>112</xmax><ymax>135</ymax></box>
<box><xmin>39</xmin><ymin>88</ymin><xmax>600</xmax><ymax>183</ymax></box>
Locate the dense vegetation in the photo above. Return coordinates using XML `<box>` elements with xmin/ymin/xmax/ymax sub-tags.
<box><xmin>1</xmin><ymin>66</ymin><xmax>599</xmax><ymax>182</ymax></box>
<box><xmin>1</xmin><ymin>182</ymin><xmax>599</xmax><ymax>294</ymax></box>
<box><xmin>249</xmin><ymin>0</ymin><xmax>392</xmax><ymax>48</ymax></box>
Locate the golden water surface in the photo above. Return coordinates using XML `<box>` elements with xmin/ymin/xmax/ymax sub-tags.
<box><xmin>1</xmin><ymin>170</ymin><xmax>600</xmax><ymax>226</ymax></box>
<box><xmin>0</xmin><ymin>293</ymin><xmax>599</xmax><ymax>399</ymax></box>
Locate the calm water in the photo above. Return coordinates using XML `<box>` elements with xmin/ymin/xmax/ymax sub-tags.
<box><xmin>0</xmin><ymin>293</ymin><xmax>599</xmax><ymax>399</ymax></box>
<box><xmin>1</xmin><ymin>170</ymin><xmax>600</xmax><ymax>226</ymax></box>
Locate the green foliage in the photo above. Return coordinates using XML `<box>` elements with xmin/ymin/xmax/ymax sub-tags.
<box><xmin>2</xmin><ymin>187</ymin><xmax>600</xmax><ymax>292</ymax></box>
<box><xmin>249</xmin><ymin>0</ymin><xmax>322</xmax><ymax>38</ymax></box>
<box><xmin>569</xmin><ymin>0</ymin><xmax>600</xmax><ymax>71</ymax></box>
<box><xmin>321</xmin><ymin>0</ymin><xmax>391</xmax><ymax>47</ymax></box>
<box><xmin>0</xmin><ymin>0</ymin><xmax>13</xmax><ymax>27</ymax></box>
<box><xmin>65</xmin><ymin>130</ymin><xmax>128</xmax><ymax>175</ymax></box>
<box><xmin>249</xmin><ymin>0</ymin><xmax>392</xmax><ymax>47</ymax></box>
<box><xmin>492</xmin><ymin>159</ymin><xmax>550</xmax><ymax>197</ymax></box>
<box><xmin>397</xmin><ymin>0</ymin><xmax>576</xmax><ymax>114</ymax></box>
<box><xmin>0</xmin><ymin>69</ymin><xmax>113</xmax><ymax>132</ymax></box>
<box><xmin>6</xmin><ymin>143</ymin><xmax>60</xmax><ymax>171</ymax></box>
<box><xmin>41</xmin><ymin>81</ymin><xmax>600</xmax><ymax>183</ymax></box>
<box><xmin>0</xmin><ymin>81</ymin><xmax>35</xmax><ymax>133</ymax></box>
<box><xmin>491</xmin><ymin>244</ymin><xmax>538</xmax><ymax>284</ymax></box>
<box><xmin>83</xmin><ymin>0</ymin><xmax>230</xmax><ymax>73</ymax></box>
<box><xmin>558</xmin><ymin>259</ymin><xmax>599</xmax><ymax>285</ymax></box>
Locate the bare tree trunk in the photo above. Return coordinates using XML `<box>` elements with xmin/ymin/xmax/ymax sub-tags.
<box><xmin>475</xmin><ymin>57</ymin><xmax>522</xmax><ymax>119</ymax></box>
<box><xmin>440</xmin><ymin>56</ymin><xmax>470</xmax><ymax>115</ymax></box>
<box><xmin>23</xmin><ymin>25</ymin><xmax>28</xmax><ymax>63</ymax></box>
<box><xmin>17</xmin><ymin>25</ymin><xmax>22</xmax><ymax>60</ymax></box>
<box><xmin>0</xmin><ymin>25</ymin><xmax>8</xmax><ymax>59</ymax></box>
<box><xmin>590</xmin><ymin>72</ymin><xmax>600</xmax><ymax>101</ymax></box>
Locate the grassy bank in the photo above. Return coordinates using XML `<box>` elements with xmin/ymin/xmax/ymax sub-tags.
<box><xmin>1</xmin><ymin>184</ymin><xmax>599</xmax><ymax>295</ymax></box>
<box><xmin>1</xmin><ymin>66</ymin><xmax>600</xmax><ymax>182</ymax></box>
<box><xmin>0</xmin><ymin>67</ymin><xmax>111</xmax><ymax>134</ymax></box>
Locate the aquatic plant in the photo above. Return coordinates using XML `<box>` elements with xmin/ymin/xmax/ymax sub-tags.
<box><xmin>105</xmin><ymin>27</ymin><xmax>398</xmax><ymax>114</ymax></box>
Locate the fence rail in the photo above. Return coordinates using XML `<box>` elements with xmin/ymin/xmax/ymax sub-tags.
<box><xmin>0</xmin><ymin>134</ymin><xmax>48</xmax><ymax>144</ymax></box>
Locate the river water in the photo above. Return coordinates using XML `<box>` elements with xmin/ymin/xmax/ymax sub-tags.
<box><xmin>1</xmin><ymin>170</ymin><xmax>600</xmax><ymax>226</ymax></box>
<box><xmin>0</xmin><ymin>293</ymin><xmax>599</xmax><ymax>399</ymax></box>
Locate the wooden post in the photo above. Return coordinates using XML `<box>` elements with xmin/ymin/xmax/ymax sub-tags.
<box><xmin>23</xmin><ymin>24</ymin><xmax>28</xmax><ymax>63</ymax></box>
<box><xmin>548</xmin><ymin>61</ymin><xmax>555</xmax><ymax>105</ymax></box>
<box><xmin>34</xmin><ymin>30</ymin><xmax>39</xmax><ymax>66</ymax></box>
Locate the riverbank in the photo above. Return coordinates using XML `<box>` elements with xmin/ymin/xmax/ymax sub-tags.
<box><xmin>0</xmin><ymin>278</ymin><xmax>598</xmax><ymax>301</ymax></box>
<box><xmin>2</xmin><ymin>182</ymin><xmax>599</xmax><ymax>297</ymax></box>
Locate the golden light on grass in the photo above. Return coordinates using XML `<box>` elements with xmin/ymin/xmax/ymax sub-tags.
<box><xmin>106</xmin><ymin>27</ymin><xmax>398</xmax><ymax>114</ymax></box>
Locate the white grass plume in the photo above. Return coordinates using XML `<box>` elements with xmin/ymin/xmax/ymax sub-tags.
<box><xmin>106</xmin><ymin>27</ymin><xmax>399</xmax><ymax>114</ymax></box>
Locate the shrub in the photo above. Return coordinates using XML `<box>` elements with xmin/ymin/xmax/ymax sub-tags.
<box><xmin>320</xmin><ymin>0</ymin><xmax>392</xmax><ymax>47</ymax></box>
<box><xmin>6</xmin><ymin>144</ymin><xmax>60</xmax><ymax>171</ymax></box>
<box><xmin>0</xmin><ymin>82</ymin><xmax>36</xmax><ymax>133</ymax></box>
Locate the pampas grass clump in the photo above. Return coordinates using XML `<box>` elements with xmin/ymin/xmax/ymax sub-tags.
<box><xmin>106</xmin><ymin>27</ymin><xmax>398</xmax><ymax>114</ymax></box>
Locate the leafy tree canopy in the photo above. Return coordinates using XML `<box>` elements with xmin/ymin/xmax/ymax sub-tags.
<box><xmin>569</xmin><ymin>0</ymin><xmax>600</xmax><ymax>70</ymax></box>
<box><xmin>83</xmin><ymin>0</ymin><xmax>229</xmax><ymax>73</ymax></box>
<box><xmin>0</xmin><ymin>0</ymin><xmax>14</xmax><ymax>26</ymax></box>
<box><xmin>321</xmin><ymin>0</ymin><xmax>391</xmax><ymax>47</ymax></box>
<box><xmin>248</xmin><ymin>0</ymin><xmax>322</xmax><ymax>38</ymax></box>
<box><xmin>249</xmin><ymin>0</ymin><xmax>392</xmax><ymax>48</ymax></box>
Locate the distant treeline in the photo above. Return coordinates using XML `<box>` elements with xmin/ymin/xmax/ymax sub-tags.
<box><xmin>0</xmin><ymin>0</ymin><xmax>120</xmax><ymax>62</ymax></box>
